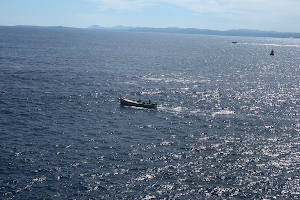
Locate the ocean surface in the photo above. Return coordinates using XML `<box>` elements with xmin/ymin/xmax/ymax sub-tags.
<box><xmin>1</xmin><ymin>26</ymin><xmax>300</xmax><ymax>199</ymax></box>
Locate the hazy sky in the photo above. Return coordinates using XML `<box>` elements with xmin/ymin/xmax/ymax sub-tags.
<box><xmin>1</xmin><ymin>0</ymin><xmax>299</xmax><ymax>32</ymax></box>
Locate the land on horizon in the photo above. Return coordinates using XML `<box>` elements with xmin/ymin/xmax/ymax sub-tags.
<box><xmin>3</xmin><ymin>25</ymin><xmax>300</xmax><ymax>39</ymax></box>
<box><xmin>87</xmin><ymin>25</ymin><xmax>300</xmax><ymax>38</ymax></box>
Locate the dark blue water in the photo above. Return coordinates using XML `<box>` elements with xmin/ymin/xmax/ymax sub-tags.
<box><xmin>1</xmin><ymin>26</ymin><xmax>300</xmax><ymax>199</ymax></box>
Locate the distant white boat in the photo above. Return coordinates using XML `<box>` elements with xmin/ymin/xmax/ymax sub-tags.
<box><xmin>270</xmin><ymin>49</ymin><xmax>274</xmax><ymax>56</ymax></box>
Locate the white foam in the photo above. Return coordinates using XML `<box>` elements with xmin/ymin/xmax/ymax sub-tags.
<box><xmin>212</xmin><ymin>109</ymin><xmax>235</xmax><ymax>117</ymax></box>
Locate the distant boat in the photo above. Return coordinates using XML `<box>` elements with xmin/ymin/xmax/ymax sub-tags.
<box><xmin>232</xmin><ymin>42</ymin><xmax>238</xmax><ymax>44</ymax></box>
<box><xmin>270</xmin><ymin>49</ymin><xmax>274</xmax><ymax>55</ymax></box>
<box><xmin>120</xmin><ymin>97</ymin><xmax>157</xmax><ymax>109</ymax></box>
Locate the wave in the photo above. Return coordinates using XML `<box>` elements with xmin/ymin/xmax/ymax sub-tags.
<box><xmin>212</xmin><ymin>109</ymin><xmax>235</xmax><ymax>117</ymax></box>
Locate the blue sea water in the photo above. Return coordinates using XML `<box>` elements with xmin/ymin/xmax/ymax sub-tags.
<box><xmin>1</xmin><ymin>26</ymin><xmax>300</xmax><ymax>199</ymax></box>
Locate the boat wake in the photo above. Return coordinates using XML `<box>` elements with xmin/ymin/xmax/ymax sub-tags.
<box><xmin>212</xmin><ymin>109</ymin><xmax>235</xmax><ymax>117</ymax></box>
<box><xmin>158</xmin><ymin>105</ymin><xmax>235</xmax><ymax>119</ymax></box>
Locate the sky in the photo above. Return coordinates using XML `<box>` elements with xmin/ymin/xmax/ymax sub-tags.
<box><xmin>0</xmin><ymin>0</ymin><xmax>300</xmax><ymax>32</ymax></box>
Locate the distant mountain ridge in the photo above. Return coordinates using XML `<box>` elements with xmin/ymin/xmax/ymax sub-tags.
<box><xmin>6</xmin><ymin>25</ymin><xmax>300</xmax><ymax>38</ymax></box>
<box><xmin>87</xmin><ymin>25</ymin><xmax>132</xmax><ymax>30</ymax></box>
<box><xmin>87</xmin><ymin>25</ymin><xmax>300</xmax><ymax>38</ymax></box>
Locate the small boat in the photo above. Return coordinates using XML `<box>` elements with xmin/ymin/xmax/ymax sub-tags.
<box><xmin>232</xmin><ymin>42</ymin><xmax>237</xmax><ymax>44</ymax></box>
<box><xmin>270</xmin><ymin>49</ymin><xmax>274</xmax><ymax>55</ymax></box>
<box><xmin>120</xmin><ymin>97</ymin><xmax>157</xmax><ymax>109</ymax></box>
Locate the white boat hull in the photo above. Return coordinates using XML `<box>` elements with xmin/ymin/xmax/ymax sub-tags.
<box><xmin>120</xmin><ymin>97</ymin><xmax>157</xmax><ymax>109</ymax></box>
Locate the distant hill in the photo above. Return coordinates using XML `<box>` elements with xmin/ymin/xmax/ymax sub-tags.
<box><xmin>87</xmin><ymin>25</ymin><xmax>300</xmax><ymax>38</ymax></box>
<box><xmin>7</xmin><ymin>25</ymin><xmax>299</xmax><ymax>38</ymax></box>
<box><xmin>14</xmin><ymin>25</ymin><xmax>80</xmax><ymax>30</ymax></box>
<box><xmin>128</xmin><ymin>27</ymin><xmax>300</xmax><ymax>38</ymax></box>
<box><xmin>87</xmin><ymin>25</ymin><xmax>132</xmax><ymax>30</ymax></box>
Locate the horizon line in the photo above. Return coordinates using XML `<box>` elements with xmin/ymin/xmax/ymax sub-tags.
<box><xmin>2</xmin><ymin>24</ymin><xmax>300</xmax><ymax>34</ymax></box>
<box><xmin>2</xmin><ymin>25</ymin><xmax>300</xmax><ymax>38</ymax></box>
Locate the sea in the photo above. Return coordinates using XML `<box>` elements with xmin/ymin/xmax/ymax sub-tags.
<box><xmin>1</xmin><ymin>26</ymin><xmax>300</xmax><ymax>199</ymax></box>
